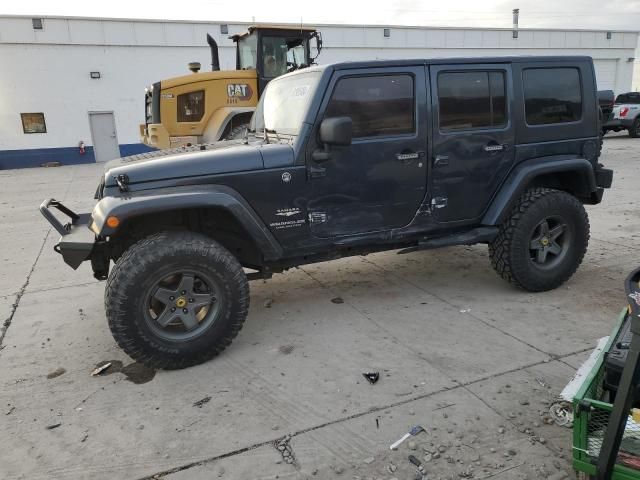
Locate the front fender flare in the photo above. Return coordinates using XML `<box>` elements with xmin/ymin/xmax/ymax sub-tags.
<box><xmin>92</xmin><ymin>185</ymin><xmax>283</xmax><ymax>260</ymax></box>
<box><xmin>482</xmin><ymin>157</ymin><xmax>597</xmax><ymax>226</ymax></box>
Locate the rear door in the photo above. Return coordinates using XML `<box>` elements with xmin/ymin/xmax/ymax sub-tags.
<box><xmin>429</xmin><ymin>64</ymin><xmax>515</xmax><ymax>223</ymax></box>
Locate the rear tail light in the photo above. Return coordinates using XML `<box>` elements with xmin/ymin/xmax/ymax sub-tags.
<box><xmin>620</xmin><ymin>107</ymin><xmax>630</xmax><ymax>118</ymax></box>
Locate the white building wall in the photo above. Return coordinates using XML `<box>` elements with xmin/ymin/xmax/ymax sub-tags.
<box><xmin>0</xmin><ymin>16</ymin><xmax>638</xmax><ymax>166</ymax></box>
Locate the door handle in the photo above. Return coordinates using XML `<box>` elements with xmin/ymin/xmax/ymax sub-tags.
<box><xmin>434</xmin><ymin>155</ymin><xmax>449</xmax><ymax>167</ymax></box>
<box><xmin>484</xmin><ymin>144</ymin><xmax>508</xmax><ymax>152</ymax></box>
<box><xmin>396</xmin><ymin>151</ymin><xmax>424</xmax><ymax>162</ymax></box>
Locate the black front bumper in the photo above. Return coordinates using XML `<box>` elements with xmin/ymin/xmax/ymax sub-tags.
<box><xmin>39</xmin><ymin>199</ymin><xmax>96</xmax><ymax>269</ymax></box>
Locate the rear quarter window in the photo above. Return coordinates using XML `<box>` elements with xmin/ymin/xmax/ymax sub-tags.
<box><xmin>523</xmin><ymin>68</ymin><xmax>582</xmax><ymax>125</ymax></box>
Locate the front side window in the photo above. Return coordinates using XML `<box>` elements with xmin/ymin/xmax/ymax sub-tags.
<box><xmin>438</xmin><ymin>71</ymin><xmax>507</xmax><ymax>131</ymax></box>
<box><xmin>324</xmin><ymin>74</ymin><xmax>415</xmax><ymax>138</ymax></box>
<box><xmin>523</xmin><ymin>68</ymin><xmax>582</xmax><ymax>125</ymax></box>
<box><xmin>177</xmin><ymin>90</ymin><xmax>205</xmax><ymax>122</ymax></box>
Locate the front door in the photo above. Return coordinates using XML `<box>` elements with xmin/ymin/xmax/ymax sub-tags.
<box><xmin>429</xmin><ymin>64</ymin><xmax>515</xmax><ymax>223</ymax></box>
<box><xmin>89</xmin><ymin>112</ymin><xmax>120</xmax><ymax>162</ymax></box>
<box><xmin>307</xmin><ymin>67</ymin><xmax>428</xmax><ymax>238</ymax></box>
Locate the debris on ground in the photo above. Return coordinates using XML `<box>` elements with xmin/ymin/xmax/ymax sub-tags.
<box><xmin>263</xmin><ymin>298</ymin><xmax>273</xmax><ymax>308</ymax></box>
<box><xmin>390</xmin><ymin>425</ymin><xmax>426</xmax><ymax>450</ymax></box>
<box><xmin>41</xmin><ymin>162</ymin><xmax>61</xmax><ymax>168</ymax></box>
<box><xmin>46</xmin><ymin>367</ymin><xmax>66</xmax><ymax>379</ymax></box>
<box><xmin>535</xmin><ymin>377</ymin><xmax>550</xmax><ymax>388</ymax></box>
<box><xmin>46</xmin><ymin>422</ymin><xmax>62</xmax><ymax>430</ymax></box>
<box><xmin>362</xmin><ymin>371</ymin><xmax>380</xmax><ymax>384</ymax></box>
<box><xmin>275</xmin><ymin>435</ymin><xmax>295</xmax><ymax>464</ymax></box>
<box><xmin>91</xmin><ymin>362</ymin><xmax>112</xmax><ymax>376</ymax></box>
<box><xmin>331</xmin><ymin>297</ymin><xmax>344</xmax><ymax>304</ymax></box>
<box><xmin>459</xmin><ymin>308</ymin><xmax>471</xmax><ymax>313</ymax></box>
<box><xmin>5</xmin><ymin>405</ymin><xmax>15</xmax><ymax>415</ymax></box>
<box><xmin>193</xmin><ymin>396</ymin><xmax>211</xmax><ymax>408</ymax></box>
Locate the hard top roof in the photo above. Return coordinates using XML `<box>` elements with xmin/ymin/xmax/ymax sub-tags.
<box><xmin>327</xmin><ymin>56</ymin><xmax>592</xmax><ymax>70</ymax></box>
<box><xmin>230</xmin><ymin>25</ymin><xmax>317</xmax><ymax>41</ymax></box>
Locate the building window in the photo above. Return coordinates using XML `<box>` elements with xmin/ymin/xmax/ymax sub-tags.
<box><xmin>383</xmin><ymin>28</ymin><xmax>391</xmax><ymax>38</ymax></box>
<box><xmin>220</xmin><ymin>24</ymin><xmax>228</xmax><ymax>35</ymax></box>
<box><xmin>523</xmin><ymin>68</ymin><xmax>582</xmax><ymax>125</ymax></box>
<box><xmin>32</xmin><ymin>18</ymin><xmax>43</xmax><ymax>30</ymax></box>
<box><xmin>177</xmin><ymin>90</ymin><xmax>205</xmax><ymax>122</ymax></box>
<box><xmin>324</xmin><ymin>74</ymin><xmax>415</xmax><ymax>138</ymax></box>
<box><xmin>437</xmin><ymin>71</ymin><xmax>507</xmax><ymax>131</ymax></box>
<box><xmin>21</xmin><ymin>113</ymin><xmax>47</xmax><ymax>134</ymax></box>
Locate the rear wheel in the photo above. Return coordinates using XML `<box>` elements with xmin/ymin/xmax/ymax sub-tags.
<box><xmin>629</xmin><ymin>117</ymin><xmax>640</xmax><ymax>138</ymax></box>
<box><xmin>105</xmin><ymin>231</ymin><xmax>249</xmax><ymax>369</ymax></box>
<box><xmin>489</xmin><ymin>188</ymin><xmax>589</xmax><ymax>292</ymax></box>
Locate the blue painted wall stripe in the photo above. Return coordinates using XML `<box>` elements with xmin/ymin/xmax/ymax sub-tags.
<box><xmin>0</xmin><ymin>144</ymin><xmax>156</xmax><ymax>170</ymax></box>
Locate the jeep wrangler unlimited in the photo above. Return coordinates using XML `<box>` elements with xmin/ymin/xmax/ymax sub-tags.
<box><xmin>41</xmin><ymin>57</ymin><xmax>613</xmax><ymax>369</ymax></box>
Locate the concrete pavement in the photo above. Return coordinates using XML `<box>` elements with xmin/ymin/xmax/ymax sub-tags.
<box><xmin>1</xmin><ymin>133</ymin><xmax>638</xmax><ymax>480</ymax></box>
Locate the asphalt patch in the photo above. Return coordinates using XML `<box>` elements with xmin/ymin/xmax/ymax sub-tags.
<box><xmin>93</xmin><ymin>360</ymin><xmax>156</xmax><ymax>384</ymax></box>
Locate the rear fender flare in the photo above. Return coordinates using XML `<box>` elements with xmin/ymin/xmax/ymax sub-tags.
<box><xmin>482</xmin><ymin>157</ymin><xmax>596</xmax><ymax>226</ymax></box>
<box><xmin>91</xmin><ymin>185</ymin><xmax>282</xmax><ymax>260</ymax></box>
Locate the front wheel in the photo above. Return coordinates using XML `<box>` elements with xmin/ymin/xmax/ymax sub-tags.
<box><xmin>489</xmin><ymin>188</ymin><xmax>590</xmax><ymax>292</ymax></box>
<box><xmin>105</xmin><ymin>231</ymin><xmax>249</xmax><ymax>369</ymax></box>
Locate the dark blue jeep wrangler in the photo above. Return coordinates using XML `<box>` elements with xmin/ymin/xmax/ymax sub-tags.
<box><xmin>41</xmin><ymin>56</ymin><xmax>613</xmax><ymax>369</ymax></box>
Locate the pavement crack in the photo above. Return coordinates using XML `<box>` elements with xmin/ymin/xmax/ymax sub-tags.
<box><xmin>0</xmin><ymin>229</ymin><xmax>51</xmax><ymax>349</ymax></box>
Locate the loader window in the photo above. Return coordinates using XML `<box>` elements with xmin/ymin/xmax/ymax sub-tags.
<box><xmin>177</xmin><ymin>90</ymin><xmax>205</xmax><ymax>122</ymax></box>
<box><xmin>238</xmin><ymin>34</ymin><xmax>258</xmax><ymax>70</ymax></box>
<box><xmin>262</xmin><ymin>36</ymin><xmax>307</xmax><ymax>77</ymax></box>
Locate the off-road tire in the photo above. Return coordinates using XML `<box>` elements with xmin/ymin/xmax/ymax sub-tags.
<box><xmin>629</xmin><ymin>117</ymin><xmax>640</xmax><ymax>138</ymax></box>
<box><xmin>489</xmin><ymin>188</ymin><xmax>590</xmax><ymax>292</ymax></box>
<box><xmin>224</xmin><ymin>124</ymin><xmax>248</xmax><ymax>140</ymax></box>
<box><xmin>105</xmin><ymin>231</ymin><xmax>249</xmax><ymax>369</ymax></box>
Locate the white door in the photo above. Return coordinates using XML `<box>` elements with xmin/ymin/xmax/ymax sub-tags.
<box><xmin>593</xmin><ymin>59</ymin><xmax>617</xmax><ymax>91</ymax></box>
<box><xmin>89</xmin><ymin>112</ymin><xmax>120</xmax><ymax>162</ymax></box>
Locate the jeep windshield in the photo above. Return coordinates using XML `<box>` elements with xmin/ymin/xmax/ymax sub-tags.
<box><xmin>251</xmin><ymin>71</ymin><xmax>321</xmax><ymax>136</ymax></box>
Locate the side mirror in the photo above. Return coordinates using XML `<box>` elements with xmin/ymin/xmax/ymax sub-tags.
<box><xmin>320</xmin><ymin>117</ymin><xmax>352</xmax><ymax>146</ymax></box>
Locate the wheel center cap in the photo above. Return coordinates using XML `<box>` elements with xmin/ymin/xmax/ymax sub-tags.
<box><xmin>175</xmin><ymin>297</ymin><xmax>187</xmax><ymax>308</ymax></box>
<box><xmin>541</xmin><ymin>237</ymin><xmax>550</xmax><ymax>246</ymax></box>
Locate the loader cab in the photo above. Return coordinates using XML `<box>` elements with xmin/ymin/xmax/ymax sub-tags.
<box><xmin>232</xmin><ymin>26</ymin><xmax>322</xmax><ymax>95</ymax></box>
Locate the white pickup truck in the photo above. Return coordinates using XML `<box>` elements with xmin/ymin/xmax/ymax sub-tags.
<box><xmin>602</xmin><ymin>92</ymin><xmax>640</xmax><ymax>138</ymax></box>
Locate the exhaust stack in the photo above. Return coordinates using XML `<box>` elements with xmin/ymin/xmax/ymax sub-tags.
<box><xmin>512</xmin><ymin>9</ymin><xmax>519</xmax><ymax>38</ymax></box>
<box><xmin>207</xmin><ymin>34</ymin><xmax>220</xmax><ymax>71</ymax></box>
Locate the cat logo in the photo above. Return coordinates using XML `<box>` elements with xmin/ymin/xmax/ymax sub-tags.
<box><xmin>226</xmin><ymin>84</ymin><xmax>252</xmax><ymax>100</ymax></box>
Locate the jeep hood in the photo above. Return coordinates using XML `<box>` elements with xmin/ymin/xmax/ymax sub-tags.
<box><xmin>103</xmin><ymin>141</ymin><xmax>293</xmax><ymax>188</ymax></box>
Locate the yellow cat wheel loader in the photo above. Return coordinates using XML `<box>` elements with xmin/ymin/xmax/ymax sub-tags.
<box><xmin>140</xmin><ymin>25</ymin><xmax>322</xmax><ymax>149</ymax></box>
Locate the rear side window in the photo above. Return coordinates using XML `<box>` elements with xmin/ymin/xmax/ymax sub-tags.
<box><xmin>523</xmin><ymin>68</ymin><xmax>582</xmax><ymax>125</ymax></box>
<box><xmin>324</xmin><ymin>74</ymin><xmax>415</xmax><ymax>138</ymax></box>
<box><xmin>615</xmin><ymin>93</ymin><xmax>640</xmax><ymax>104</ymax></box>
<box><xmin>437</xmin><ymin>71</ymin><xmax>507</xmax><ymax>131</ymax></box>
<box><xmin>177</xmin><ymin>90</ymin><xmax>205</xmax><ymax>122</ymax></box>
